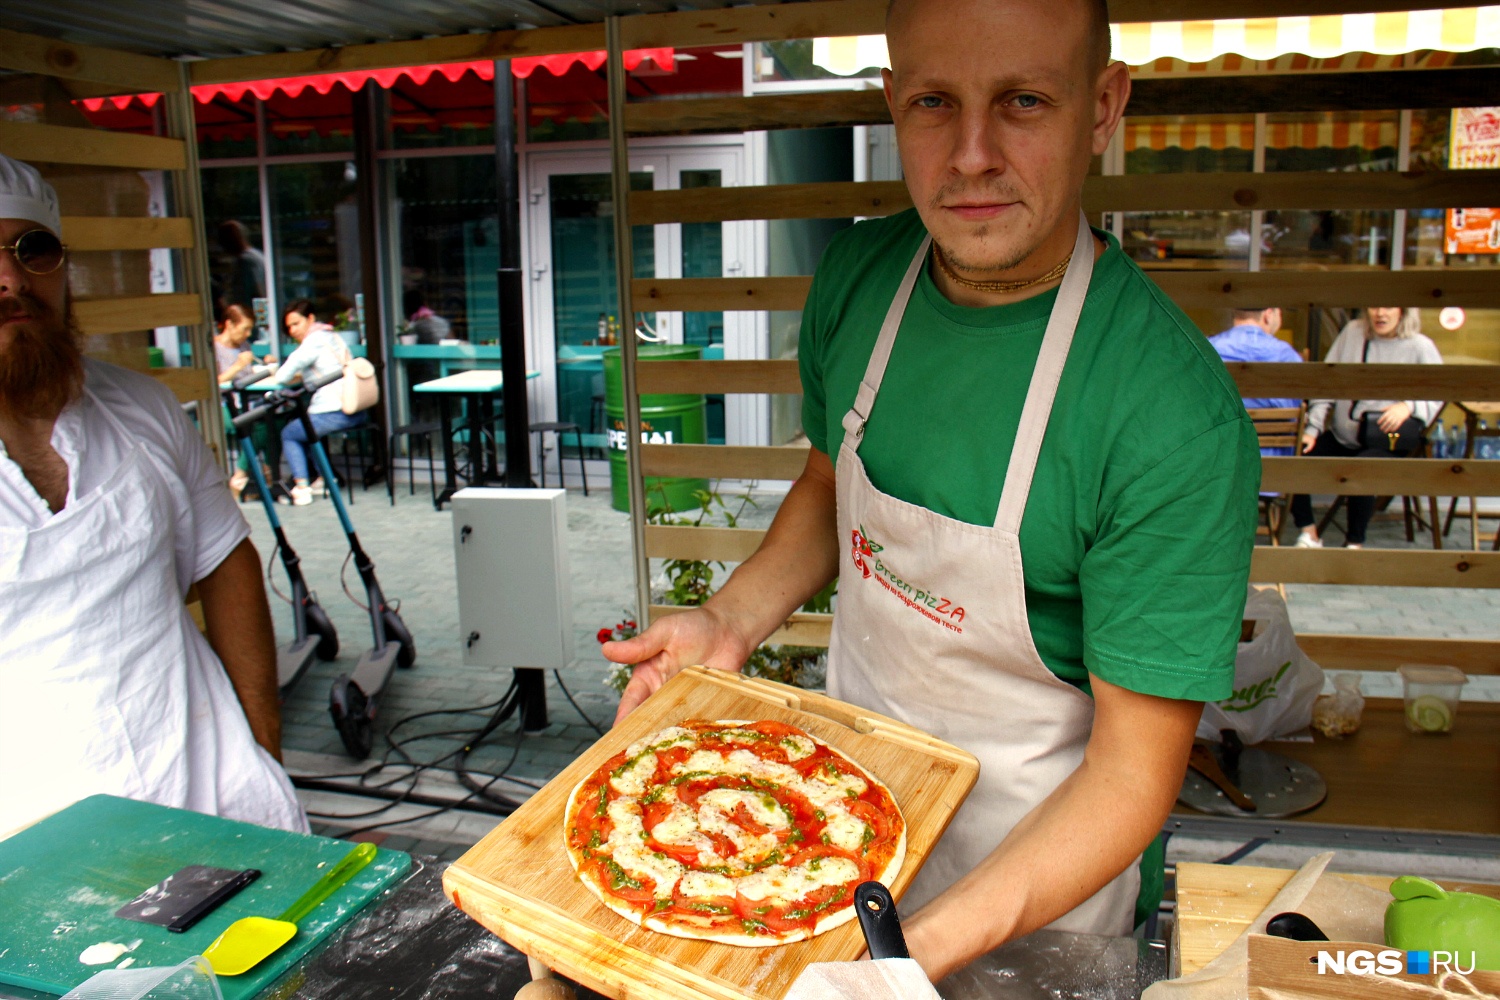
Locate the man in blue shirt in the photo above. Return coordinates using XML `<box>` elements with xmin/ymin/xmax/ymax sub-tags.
<box><xmin>1208</xmin><ymin>307</ymin><xmax>1302</xmax><ymax>456</ymax></box>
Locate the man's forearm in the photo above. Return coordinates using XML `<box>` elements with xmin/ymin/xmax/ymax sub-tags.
<box><xmin>196</xmin><ymin>538</ymin><xmax>283</xmax><ymax>761</ymax></box>
<box><xmin>902</xmin><ymin>680</ymin><xmax>1202</xmax><ymax>981</ymax></box>
<box><xmin>702</xmin><ymin>448</ymin><xmax>840</xmax><ymax>654</ymax></box>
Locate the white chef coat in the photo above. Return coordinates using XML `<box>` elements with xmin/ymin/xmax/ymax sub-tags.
<box><xmin>0</xmin><ymin>359</ymin><xmax>307</xmax><ymax>834</ymax></box>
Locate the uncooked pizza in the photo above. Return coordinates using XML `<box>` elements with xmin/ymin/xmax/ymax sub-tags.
<box><xmin>563</xmin><ymin>718</ymin><xmax>906</xmax><ymax>946</ymax></box>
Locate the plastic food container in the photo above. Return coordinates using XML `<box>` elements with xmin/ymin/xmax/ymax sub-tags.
<box><xmin>60</xmin><ymin>956</ymin><xmax>222</xmax><ymax>1000</ymax></box>
<box><xmin>1397</xmin><ymin>665</ymin><xmax>1467</xmax><ymax>734</ymax></box>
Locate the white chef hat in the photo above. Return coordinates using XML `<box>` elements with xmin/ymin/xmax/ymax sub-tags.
<box><xmin>0</xmin><ymin>153</ymin><xmax>62</xmax><ymax>234</ymax></box>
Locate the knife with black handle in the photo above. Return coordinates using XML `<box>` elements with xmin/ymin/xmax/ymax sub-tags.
<box><xmin>855</xmin><ymin>880</ymin><xmax>910</xmax><ymax>960</ymax></box>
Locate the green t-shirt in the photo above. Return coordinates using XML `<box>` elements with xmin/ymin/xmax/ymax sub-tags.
<box><xmin>799</xmin><ymin>210</ymin><xmax>1260</xmax><ymax>702</ymax></box>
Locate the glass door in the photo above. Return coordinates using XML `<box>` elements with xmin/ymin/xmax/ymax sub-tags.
<box><xmin>526</xmin><ymin>150</ymin><xmax>669</xmax><ymax>475</ymax></box>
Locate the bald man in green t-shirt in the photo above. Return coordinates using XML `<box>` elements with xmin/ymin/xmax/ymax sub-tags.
<box><xmin>605</xmin><ymin>0</ymin><xmax>1260</xmax><ymax>979</ymax></box>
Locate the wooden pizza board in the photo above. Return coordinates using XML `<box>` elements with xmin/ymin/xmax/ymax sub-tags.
<box><xmin>443</xmin><ymin>665</ymin><xmax>980</xmax><ymax>1000</ymax></box>
<box><xmin>1175</xmin><ymin>862</ymin><xmax>1500</xmax><ymax>977</ymax></box>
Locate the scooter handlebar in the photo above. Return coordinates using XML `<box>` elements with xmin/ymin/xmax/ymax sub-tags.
<box><xmin>230</xmin><ymin>368</ymin><xmax>345</xmax><ymax>435</ymax></box>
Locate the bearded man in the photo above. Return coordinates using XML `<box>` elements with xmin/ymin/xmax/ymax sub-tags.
<box><xmin>605</xmin><ymin>0</ymin><xmax>1260</xmax><ymax>979</ymax></box>
<box><xmin>0</xmin><ymin>153</ymin><xmax>305</xmax><ymax>835</ymax></box>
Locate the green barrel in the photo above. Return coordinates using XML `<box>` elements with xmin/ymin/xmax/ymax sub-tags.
<box><xmin>603</xmin><ymin>344</ymin><xmax>707</xmax><ymax>515</ymax></box>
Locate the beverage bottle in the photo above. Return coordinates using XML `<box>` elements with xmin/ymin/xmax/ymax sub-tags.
<box><xmin>1430</xmin><ymin>422</ymin><xmax>1447</xmax><ymax>458</ymax></box>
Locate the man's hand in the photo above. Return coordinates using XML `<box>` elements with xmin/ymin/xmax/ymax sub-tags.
<box><xmin>604</xmin><ymin>606</ymin><xmax>757</xmax><ymax>724</ymax></box>
<box><xmin>1377</xmin><ymin>401</ymin><xmax>1413</xmax><ymax>433</ymax></box>
<box><xmin>605</xmin><ymin>447</ymin><xmax>841</xmax><ymax>727</ymax></box>
<box><xmin>1300</xmin><ymin>430</ymin><xmax>1318</xmax><ymax>454</ymax></box>
<box><xmin>196</xmin><ymin>537</ymin><xmax>283</xmax><ymax>761</ymax></box>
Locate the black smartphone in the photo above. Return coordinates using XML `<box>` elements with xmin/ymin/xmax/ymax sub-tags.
<box><xmin>115</xmin><ymin>865</ymin><xmax>261</xmax><ymax>933</ymax></box>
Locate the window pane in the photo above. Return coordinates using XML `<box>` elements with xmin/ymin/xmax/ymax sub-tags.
<box><xmin>201</xmin><ymin>166</ymin><xmax>267</xmax><ymax>329</ymax></box>
<box><xmin>1120</xmin><ymin>115</ymin><xmax>1253</xmax><ymax>269</ymax></box>
<box><xmin>392</xmin><ymin>155</ymin><xmax>499</xmax><ymax>342</ymax></box>
<box><xmin>196</xmin><ymin>94</ymin><xmax>258</xmax><ymax>159</ymax></box>
<box><xmin>680</xmin><ymin>169</ymin><xmax>724</xmax><ymax>348</ymax></box>
<box><xmin>1262</xmin><ymin>111</ymin><xmax>1398</xmax><ymax>269</ymax></box>
<box><xmin>268</xmin><ymin>161</ymin><xmax>361</xmax><ymax>337</ymax></box>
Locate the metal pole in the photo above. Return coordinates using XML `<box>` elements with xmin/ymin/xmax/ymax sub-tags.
<box><xmin>607</xmin><ymin>16</ymin><xmax>653</xmax><ymax>626</ymax></box>
<box><xmin>494</xmin><ymin>59</ymin><xmax>533</xmax><ymax>488</ymax></box>
<box><xmin>352</xmin><ymin>82</ymin><xmax>388</xmax><ymax>459</ymax></box>
<box><xmin>162</xmin><ymin>63</ymin><xmax>227</xmax><ymax>459</ymax></box>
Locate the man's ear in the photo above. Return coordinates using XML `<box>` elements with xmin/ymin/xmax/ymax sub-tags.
<box><xmin>1090</xmin><ymin>60</ymin><xmax>1131</xmax><ymax>157</ymax></box>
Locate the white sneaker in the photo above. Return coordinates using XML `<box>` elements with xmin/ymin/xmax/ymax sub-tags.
<box><xmin>289</xmin><ymin>484</ymin><xmax>314</xmax><ymax>506</ymax></box>
<box><xmin>309</xmin><ymin>477</ymin><xmax>326</xmax><ymax>492</ymax></box>
<box><xmin>1345</xmin><ymin>542</ymin><xmax>1363</xmax><ymax>550</ymax></box>
<box><xmin>1295</xmin><ymin>531</ymin><xmax>1323</xmax><ymax>548</ymax></box>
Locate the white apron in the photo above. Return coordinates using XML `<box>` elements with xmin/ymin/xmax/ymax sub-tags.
<box><xmin>828</xmin><ymin>213</ymin><xmax>1138</xmax><ymax>935</ymax></box>
<box><xmin>0</xmin><ymin>385</ymin><xmax>307</xmax><ymax>835</ymax></box>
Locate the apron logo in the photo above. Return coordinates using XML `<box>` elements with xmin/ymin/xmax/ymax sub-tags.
<box><xmin>852</xmin><ymin>526</ymin><xmax>966</xmax><ymax>633</ymax></box>
<box><xmin>850</xmin><ymin>527</ymin><xmax>883</xmax><ymax>579</ymax></box>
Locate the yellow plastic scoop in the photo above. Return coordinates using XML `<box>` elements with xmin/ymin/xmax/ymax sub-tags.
<box><xmin>203</xmin><ymin>842</ymin><xmax>376</xmax><ymax>976</ymax></box>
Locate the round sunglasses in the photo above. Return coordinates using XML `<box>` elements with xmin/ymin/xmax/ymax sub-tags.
<box><xmin>0</xmin><ymin>229</ymin><xmax>68</xmax><ymax>275</ymax></box>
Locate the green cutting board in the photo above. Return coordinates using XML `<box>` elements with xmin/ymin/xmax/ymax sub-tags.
<box><xmin>0</xmin><ymin>795</ymin><xmax>410</xmax><ymax>998</ymax></box>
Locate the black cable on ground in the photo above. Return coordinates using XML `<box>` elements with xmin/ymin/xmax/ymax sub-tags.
<box><xmin>554</xmin><ymin>669</ymin><xmax>605</xmax><ymax>736</ymax></box>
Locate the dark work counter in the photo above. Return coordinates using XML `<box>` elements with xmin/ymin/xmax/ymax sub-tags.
<box><xmin>4</xmin><ymin>860</ymin><xmax>1166</xmax><ymax>1000</ymax></box>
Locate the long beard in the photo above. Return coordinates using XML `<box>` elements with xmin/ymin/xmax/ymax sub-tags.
<box><xmin>0</xmin><ymin>294</ymin><xmax>84</xmax><ymax>423</ymax></box>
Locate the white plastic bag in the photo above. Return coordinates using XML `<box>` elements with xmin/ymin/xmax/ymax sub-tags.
<box><xmin>1196</xmin><ymin>586</ymin><xmax>1324</xmax><ymax>745</ymax></box>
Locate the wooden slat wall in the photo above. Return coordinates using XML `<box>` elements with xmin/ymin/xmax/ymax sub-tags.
<box><xmin>0</xmin><ymin>27</ymin><xmax>181</xmax><ymax>94</ymax></box>
<box><xmin>634</xmin><ymin>271</ymin><xmax>1500</xmax><ymax>314</ymax></box>
<box><xmin>623</xmin><ymin>69</ymin><xmax>1500</xmax><ymax>136</ymax></box>
<box><xmin>148</xmin><ymin>366</ymin><xmax>217</xmax><ymax>404</ymax></box>
<box><xmin>640</xmin><ymin>446</ymin><xmax>1500</xmax><ymax>498</ymax></box>
<box><xmin>0</xmin><ymin>120</ymin><xmax>186</xmax><ymax>171</ymax></box>
<box><xmin>636</xmin><ymin>360</ymin><xmax>1500</xmax><ymax>401</ymax></box>
<box><xmin>73</xmin><ymin>293</ymin><xmax>204</xmax><ymax>337</ymax></box>
<box><xmin>630</xmin><ymin>171</ymin><xmax>1500</xmax><ymax>225</ymax></box>
<box><xmin>61</xmin><ymin>216</ymin><xmax>196</xmax><ymax>252</ymax></box>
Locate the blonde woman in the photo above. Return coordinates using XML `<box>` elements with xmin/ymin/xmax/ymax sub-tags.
<box><xmin>1292</xmin><ymin>307</ymin><xmax>1443</xmax><ymax>548</ymax></box>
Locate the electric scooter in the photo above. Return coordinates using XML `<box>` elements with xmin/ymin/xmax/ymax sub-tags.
<box><xmin>282</xmin><ymin>380</ymin><xmax>417</xmax><ymax>759</ymax></box>
<box><xmin>225</xmin><ymin>367</ymin><xmax>338</xmax><ymax>693</ymax></box>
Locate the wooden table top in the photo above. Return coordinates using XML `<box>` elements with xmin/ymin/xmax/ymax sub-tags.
<box><xmin>1174</xmin><ymin>699</ymin><xmax>1500</xmax><ymax>835</ymax></box>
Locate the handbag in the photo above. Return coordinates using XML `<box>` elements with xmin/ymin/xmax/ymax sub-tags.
<box><xmin>1349</xmin><ymin>335</ymin><xmax>1421</xmax><ymax>453</ymax></box>
<box><xmin>334</xmin><ymin>338</ymin><xmax>379</xmax><ymax>415</ymax></box>
<box><xmin>1357</xmin><ymin>413</ymin><xmax>1423</xmax><ymax>453</ymax></box>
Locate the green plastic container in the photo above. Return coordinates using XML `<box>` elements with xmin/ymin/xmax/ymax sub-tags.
<box><xmin>603</xmin><ymin>344</ymin><xmax>707</xmax><ymax>515</ymax></box>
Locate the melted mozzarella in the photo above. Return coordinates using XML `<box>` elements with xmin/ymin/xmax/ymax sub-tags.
<box><xmin>625</xmin><ymin>725</ymin><xmax>695</xmax><ymax>760</ymax></box>
<box><xmin>610</xmin><ymin>751</ymin><xmax>657</xmax><ymax>796</ymax></box>
<box><xmin>735</xmin><ymin>857</ymin><xmax>860</xmax><ymax>905</ymax></box>
<box><xmin>605</xmin><ymin>797</ymin><xmax>685</xmax><ymax>890</ymax></box>
<box><xmin>650</xmin><ymin>803</ymin><xmax>703</xmax><ymax>845</ymax></box>
<box><xmin>678</xmin><ymin>870</ymin><xmax>735</xmax><ymax>898</ymax></box>
<box><xmin>821</xmin><ymin>811</ymin><xmax>869</xmax><ymax>853</ymax></box>
<box><xmin>698</xmin><ymin>788</ymin><xmax>789</xmax><ymax>830</ymax></box>
<box><xmin>780</xmin><ymin>735</ymin><xmax>816</xmax><ymax>761</ymax></box>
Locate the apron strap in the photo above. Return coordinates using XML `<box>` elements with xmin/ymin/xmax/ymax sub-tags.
<box><xmin>841</xmin><ymin>236</ymin><xmax>932</xmax><ymax>446</ymax></box>
<box><xmin>994</xmin><ymin>212</ymin><xmax>1097</xmax><ymax>533</ymax></box>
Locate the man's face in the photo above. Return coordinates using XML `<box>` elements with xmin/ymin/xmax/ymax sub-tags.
<box><xmin>0</xmin><ymin>216</ymin><xmax>82</xmax><ymax>423</ymax></box>
<box><xmin>883</xmin><ymin>0</ymin><xmax>1124</xmax><ymax>275</ymax></box>
<box><xmin>0</xmin><ymin>217</ymin><xmax>68</xmax><ymax>353</ymax></box>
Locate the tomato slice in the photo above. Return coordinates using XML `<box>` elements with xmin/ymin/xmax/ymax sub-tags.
<box><xmin>730</xmin><ymin>803</ymin><xmax>771</xmax><ymax>837</ymax></box>
<box><xmin>653</xmin><ymin>841</ymin><xmax>701</xmax><ymax>866</ymax></box>
<box><xmin>747</xmin><ymin>720</ymin><xmax>803</xmax><ymax>740</ymax></box>
<box><xmin>642</xmin><ymin>799</ymin><xmax>674</xmax><ymax>831</ymax></box>
<box><xmin>706</xmin><ymin>831</ymin><xmax>739</xmax><ymax>859</ymax></box>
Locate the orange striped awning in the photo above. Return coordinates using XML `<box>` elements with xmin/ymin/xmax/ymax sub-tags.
<box><xmin>1122</xmin><ymin>116</ymin><xmax>1400</xmax><ymax>153</ymax></box>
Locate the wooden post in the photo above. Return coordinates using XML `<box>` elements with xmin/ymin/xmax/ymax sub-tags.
<box><xmin>607</xmin><ymin>15</ymin><xmax>653</xmax><ymax>626</ymax></box>
<box><xmin>161</xmin><ymin>62</ymin><xmax>226</xmax><ymax>460</ymax></box>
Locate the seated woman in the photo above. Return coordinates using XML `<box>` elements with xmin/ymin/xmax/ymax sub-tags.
<box><xmin>213</xmin><ymin>302</ymin><xmax>257</xmax><ymax>384</ymax></box>
<box><xmin>1292</xmin><ymin>306</ymin><xmax>1444</xmax><ymax>549</ymax></box>
<box><xmin>272</xmin><ymin>299</ymin><xmax>365</xmax><ymax>506</ymax></box>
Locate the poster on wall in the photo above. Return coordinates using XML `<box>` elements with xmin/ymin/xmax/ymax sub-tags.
<box><xmin>1446</xmin><ymin>107</ymin><xmax>1500</xmax><ymax>255</ymax></box>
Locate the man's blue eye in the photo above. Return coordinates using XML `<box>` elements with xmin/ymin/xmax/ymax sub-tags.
<box><xmin>916</xmin><ymin>96</ymin><xmax>944</xmax><ymax>109</ymax></box>
<box><xmin>1015</xmin><ymin>94</ymin><xmax>1040</xmax><ymax>108</ymax></box>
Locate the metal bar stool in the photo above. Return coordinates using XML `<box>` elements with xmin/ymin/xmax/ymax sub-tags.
<box><xmin>388</xmin><ymin>421</ymin><xmax>441</xmax><ymax>506</ymax></box>
<box><xmin>529</xmin><ymin>421</ymin><xmax>588</xmax><ymax>496</ymax></box>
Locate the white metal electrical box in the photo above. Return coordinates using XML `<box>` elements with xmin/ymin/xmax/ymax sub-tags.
<box><xmin>451</xmin><ymin>488</ymin><xmax>574</xmax><ymax>669</ymax></box>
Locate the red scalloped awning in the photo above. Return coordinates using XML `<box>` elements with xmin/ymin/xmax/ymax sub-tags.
<box><xmin>78</xmin><ymin>49</ymin><xmax>673</xmax><ymax>111</ymax></box>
